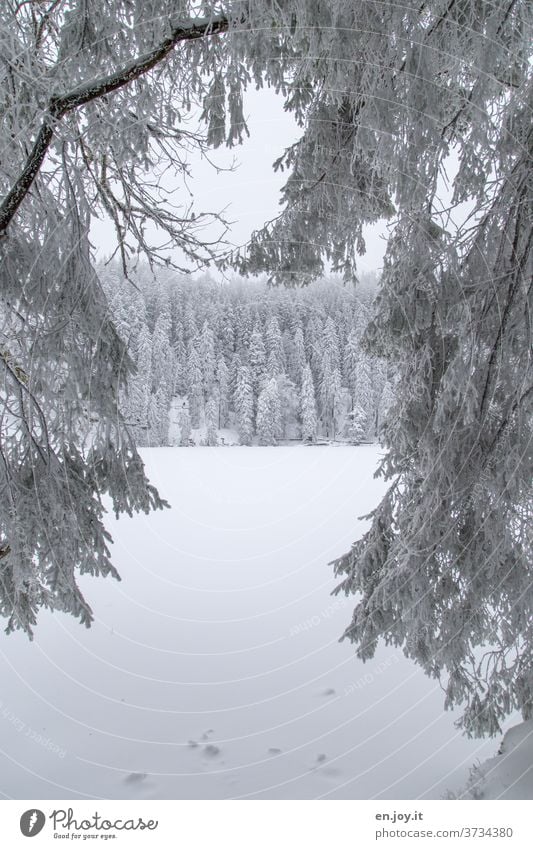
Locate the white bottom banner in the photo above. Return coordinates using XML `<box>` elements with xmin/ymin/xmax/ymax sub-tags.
<box><xmin>0</xmin><ymin>800</ymin><xmax>531</xmax><ymax>848</ymax></box>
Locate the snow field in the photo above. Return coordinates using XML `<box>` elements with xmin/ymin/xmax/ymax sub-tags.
<box><xmin>0</xmin><ymin>447</ymin><xmax>507</xmax><ymax>799</ymax></box>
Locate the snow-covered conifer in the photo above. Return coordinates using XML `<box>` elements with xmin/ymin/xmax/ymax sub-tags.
<box><xmin>186</xmin><ymin>344</ymin><xmax>204</xmax><ymax>429</ymax></box>
<box><xmin>256</xmin><ymin>378</ymin><xmax>282</xmax><ymax>445</ymax></box>
<box><xmin>173</xmin><ymin>335</ymin><xmax>188</xmax><ymax>398</ymax></box>
<box><xmin>320</xmin><ymin>317</ymin><xmax>341</xmax><ymax>375</ymax></box>
<box><xmin>300</xmin><ymin>365</ymin><xmax>318</xmax><ymax>442</ymax></box>
<box><xmin>343</xmin><ymin>330</ymin><xmax>360</xmax><ymax>402</ymax></box>
<box><xmin>293</xmin><ymin>326</ymin><xmax>307</xmax><ymax>385</ymax></box>
<box><xmin>352</xmin><ymin>351</ymin><xmax>374</xmax><ymax>439</ymax></box>
<box><xmin>123</xmin><ymin>323</ymin><xmax>152</xmax><ymax>445</ymax></box>
<box><xmin>200</xmin><ymin>321</ymin><xmax>216</xmax><ymax>398</ymax></box>
<box><xmin>233</xmin><ymin>366</ymin><xmax>254</xmax><ymax>446</ymax></box>
<box><xmin>277</xmin><ymin>375</ymin><xmax>299</xmax><ymax>439</ymax></box>
<box><xmin>248</xmin><ymin>325</ymin><xmax>267</xmax><ymax>393</ymax></box>
<box><xmin>265</xmin><ymin>316</ymin><xmax>284</xmax><ymax>377</ymax></box>
<box><xmin>319</xmin><ymin>364</ymin><xmax>343</xmax><ymax>440</ymax></box>
<box><xmin>147</xmin><ymin>381</ymin><xmax>170</xmax><ymax>446</ymax></box>
<box><xmin>151</xmin><ymin>308</ymin><xmax>172</xmax><ymax>391</ymax></box>
<box><xmin>205</xmin><ymin>398</ymin><xmax>218</xmax><ymax>446</ymax></box>
<box><xmin>177</xmin><ymin>405</ymin><xmax>192</xmax><ymax>447</ymax></box>
<box><xmin>344</xmin><ymin>405</ymin><xmax>367</xmax><ymax>444</ymax></box>
<box><xmin>215</xmin><ymin>357</ymin><xmax>230</xmax><ymax>428</ymax></box>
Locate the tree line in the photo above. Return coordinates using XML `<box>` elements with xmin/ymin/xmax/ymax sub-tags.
<box><xmin>101</xmin><ymin>267</ymin><xmax>395</xmax><ymax>447</ymax></box>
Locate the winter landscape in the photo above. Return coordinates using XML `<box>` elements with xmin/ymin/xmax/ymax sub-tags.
<box><xmin>101</xmin><ymin>270</ymin><xmax>393</xmax><ymax>449</ymax></box>
<box><xmin>0</xmin><ymin>445</ymin><xmax>527</xmax><ymax>800</ymax></box>
<box><xmin>0</xmin><ymin>0</ymin><xmax>531</xmax><ymax>808</ymax></box>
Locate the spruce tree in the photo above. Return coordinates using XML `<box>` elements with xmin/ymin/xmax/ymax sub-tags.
<box><xmin>353</xmin><ymin>351</ymin><xmax>374</xmax><ymax>439</ymax></box>
<box><xmin>248</xmin><ymin>325</ymin><xmax>267</xmax><ymax>395</ymax></box>
<box><xmin>178</xmin><ymin>404</ymin><xmax>192</xmax><ymax>447</ymax></box>
<box><xmin>233</xmin><ymin>366</ymin><xmax>254</xmax><ymax>446</ymax></box>
<box><xmin>186</xmin><ymin>343</ymin><xmax>204</xmax><ymax>429</ymax></box>
<box><xmin>300</xmin><ymin>365</ymin><xmax>318</xmax><ymax>442</ymax></box>
<box><xmin>293</xmin><ymin>326</ymin><xmax>307</xmax><ymax>386</ymax></box>
<box><xmin>205</xmin><ymin>398</ymin><xmax>219</xmax><ymax>446</ymax></box>
<box><xmin>344</xmin><ymin>405</ymin><xmax>367</xmax><ymax>444</ymax></box>
<box><xmin>215</xmin><ymin>357</ymin><xmax>230</xmax><ymax>428</ymax></box>
<box><xmin>265</xmin><ymin>316</ymin><xmax>284</xmax><ymax>377</ymax></box>
<box><xmin>200</xmin><ymin>321</ymin><xmax>216</xmax><ymax>398</ymax></box>
<box><xmin>256</xmin><ymin>378</ymin><xmax>282</xmax><ymax>445</ymax></box>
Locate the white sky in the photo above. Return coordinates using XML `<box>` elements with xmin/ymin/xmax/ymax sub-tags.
<box><xmin>92</xmin><ymin>87</ymin><xmax>388</xmax><ymax>276</ymax></box>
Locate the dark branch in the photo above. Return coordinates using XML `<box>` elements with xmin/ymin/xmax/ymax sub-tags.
<box><xmin>0</xmin><ymin>14</ymin><xmax>229</xmax><ymax>235</ymax></box>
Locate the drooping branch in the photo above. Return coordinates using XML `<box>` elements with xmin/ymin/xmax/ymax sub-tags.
<box><xmin>0</xmin><ymin>14</ymin><xmax>230</xmax><ymax>236</ymax></box>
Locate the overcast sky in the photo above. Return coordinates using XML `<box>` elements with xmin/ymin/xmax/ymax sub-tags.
<box><xmin>92</xmin><ymin>87</ymin><xmax>388</xmax><ymax>276</ymax></box>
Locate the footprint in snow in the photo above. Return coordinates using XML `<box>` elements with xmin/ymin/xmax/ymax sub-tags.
<box><xmin>204</xmin><ymin>744</ymin><xmax>220</xmax><ymax>758</ymax></box>
<box><xmin>124</xmin><ymin>772</ymin><xmax>147</xmax><ymax>784</ymax></box>
<box><xmin>310</xmin><ymin>754</ymin><xmax>328</xmax><ymax>771</ymax></box>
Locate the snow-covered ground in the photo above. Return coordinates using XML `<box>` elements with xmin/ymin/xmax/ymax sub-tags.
<box><xmin>454</xmin><ymin>721</ymin><xmax>533</xmax><ymax>800</ymax></box>
<box><xmin>0</xmin><ymin>446</ymin><xmax>517</xmax><ymax>799</ymax></box>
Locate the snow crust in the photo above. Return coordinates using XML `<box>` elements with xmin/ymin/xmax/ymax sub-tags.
<box><xmin>0</xmin><ymin>447</ymin><xmax>510</xmax><ymax>799</ymax></box>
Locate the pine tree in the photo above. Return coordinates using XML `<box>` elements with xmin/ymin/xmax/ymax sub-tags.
<box><xmin>265</xmin><ymin>316</ymin><xmax>284</xmax><ymax>377</ymax></box>
<box><xmin>186</xmin><ymin>343</ymin><xmax>204</xmax><ymax>429</ymax></box>
<box><xmin>177</xmin><ymin>404</ymin><xmax>192</xmax><ymax>447</ymax></box>
<box><xmin>344</xmin><ymin>404</ymin><xmax>367</xmax><ymax>444</ymax></box>
<box><xmin>205</xmin><ymin>398</ymin><xmax>218</xmax><ymax>446</ymax></box>
<box><xmin>276</xmin><ymin>374</ymin><xmax>299</xmax><ymax>439</ymax></box>
<box><xmin>183</xmin><ymin>306</ymin><xmax>198</xmax><ymax>349</ymax></box>
<box><xmin>147</xmin><ymin>381</ymin><xmax>170</xmax><ymax>446</ymax></box>
<box><xmin>300</xmin><ymin>364</ymin><xmax>318</xmax><ymax>442</ymax></box>
<box><xmin>173</xmin><ymin>335</ymin><xmax>188</xmax><ymax>397</ymax></box>
<box><xmin>320</xmin><ymin>317</ymin><xmax>341</xmax><ymax>374</ymax></box>
<box><xmin>319</xmin><ymin>363</ymin><xmax>342</xmax><ymax>440</ymax></box>
<box><xmin>353</xmin><ymin>350</ymin><xmax>374</xmax><ymax>439</ymax></box>
<box><xmin>248</xmin><ymin>325</ymin><xmax>267</xmax><ymax>394</ymax></box>
<box><xmin>256</xmin><ymin>378</ymin><xmax>282</xmax><ymax>445</ymax></box>
<box><xmin>306</xmin><ymin>316</ymin><xmax>324</xmax><ymax>382</ymax></box>
<box><xmin>220</xmin><ymin>307</ymin><xmax>236</xmax><ymax>362</ymax></box>
<box><xmin>123</xmin><ymin>322</ymin><xmax>152</xmax><ymax>445</ymax></box>
<box><xmin>343</xmin><ymin>329</ymin><xmax>360</xmax><ymax>403</ymax></box>
<box><xmin>334</xmin><ymin>385</ymin><xmax>351</xmax><ymax>440</ymax></box>
<box><xmin>293</xmin><ymin>326</ymin><xmax>307</xmax><ymax>386</ymax></box>
<box><xmin>215</xmin><ymin>357</ymin><xmax>230</xmax><ymax>428</ymax></box>
<box><xmin>233</xmin><ymin>366</ymin><xmax>254</xmax><ymax>446</ymax></box>
<box><xmin>151</xmin><ymin>301</ymin><xmax>172</xmax><ymax>392</ymax></box>
<box><xmin>200</xmin><ymin>320</ymin><xmax>216</xmax><ymax>398</ymax></box>
<box><xmin>375</xmin><ymin>376</ymin><xmax>396</xmax><ymax>440</ymax></box>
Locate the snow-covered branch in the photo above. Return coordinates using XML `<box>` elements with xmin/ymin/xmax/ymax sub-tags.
<box><xmin>0</xmin><ymin>14</ymin><xmax>230</xmax><ymax>235</ymax></box>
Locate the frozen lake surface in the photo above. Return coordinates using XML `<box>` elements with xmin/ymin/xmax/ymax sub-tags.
<box><xmin>0</xmin><ymin>446</ymin><xmax>500</xmax><ymax>799</ymax></box>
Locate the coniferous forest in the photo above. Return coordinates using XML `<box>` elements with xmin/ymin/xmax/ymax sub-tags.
<box><xmin>102</xmin><ymin>268</ymin><xmax>395</xmax><ymax>448</ymax></box>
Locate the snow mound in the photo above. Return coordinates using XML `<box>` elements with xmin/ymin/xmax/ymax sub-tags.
<box><xmin>459</xmin><ymin>721</ymin><xmax>533</xmax><ymax>800</ymax></box>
